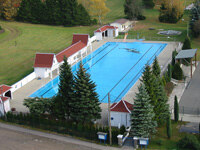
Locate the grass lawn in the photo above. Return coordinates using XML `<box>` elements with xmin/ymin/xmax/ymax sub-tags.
<box><xmin>148</xmin><ymin>121</ymin><xmax>189</xmax><ymax>149</ymax></box>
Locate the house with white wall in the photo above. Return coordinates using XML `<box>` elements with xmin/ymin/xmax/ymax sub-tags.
<box><xmin>94</xmin><ymin>25</ymin><xmax>118</xmax><ymax>41</ymax></box>
<box><xmin>34</xmin><ymin>53</ymin><xmax>59</xmax><ymax>78</ymax></box>
<box><xmin>110</xmin><ymin>19</ymin><xmax>133</xmax><ymax>32</ymax></box>
<box><xmin>0</xmin><ymin>85</ymin><xmax>12</xmax><ymax>115</ymax></box>
<box><xmin>110</xmin><ymin>100</ymin><xmax>133</xmax><ymax>128</ymax></box>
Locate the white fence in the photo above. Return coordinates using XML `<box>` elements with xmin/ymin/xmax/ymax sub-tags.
<box><xmin>89</xmin><ymin>36</ymin><xmax>96</xmax><ymax>43</ymax></box>
<box><xmin>11</xmin><ymin>72</ymin><xmax>36</xmax><ymax>92</ymax></box>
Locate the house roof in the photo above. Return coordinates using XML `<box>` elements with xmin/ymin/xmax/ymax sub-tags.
<box><xmin>0</xmin><ymin>96</ymin><xmax>9</xmax><ymax>102</ymax></box>
<box><xmin>34</xmin><ymin>53</ymin><xmax>55</xmax><ymax>68</ymax></box>
<box><xmin>56</xmin><ymin>41</ymin><xmax>86</xmax><ymax>63</ymax></box>
<box><xmin>112</xmin><ymin>18</ymin><xmax>130</xmax><ymax>25</ymax></box>
<box><xmin>95</xmin><ymin>25</ymin><xmax>117</xmax><ymax>33</ymax></box>
<box><xmin>110</xmin><ymin>100</ymin><xmax>133</xmax><ymax>113</ymax></box>
<box><xmin>72</xmin><ymin>34</ymin><xmax>89</xmax><ymax>46</ymax></box>
<box><xmin>176</xmin><ymin>49</ymin><xmax>197</xmax><ymax>59</ymax></box>
<box><xmin>0</xmin><ymin>85</ymin><xmax>12</xmax><ymax>95</ymax></box>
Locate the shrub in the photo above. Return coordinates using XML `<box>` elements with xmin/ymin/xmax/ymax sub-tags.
<box><xmin>182</xmin><ymin>36</ymin><xmax>192</xmax><ymax>50</ymax></box>
<box><xmin>120</xmin><ymin>125</ymin><xmax>126</xmax><ymax>134</ymax></box>
<box><xmin>172</xmin><ymin>63</ymin><xmax>183</xmax><ymax>80</ymax></box>
<box><xmin>0</xmin><ymin>26</ymin><xmax>2</xmax><ymax>30</ymax></box>
<box><xmin>177</xmin><ymin>134</ymin><xmax>200</xmax><ymax>150</ymax></box>
<box><xmin>167</xmin><ymin>64</ymin><xmax>172</xmax><ymax>82</ymax></box>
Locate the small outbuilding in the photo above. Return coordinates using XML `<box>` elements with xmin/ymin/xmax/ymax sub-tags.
<box><xmin>34</xmin><ymin>53</ymin><xmax>59</xmax><ymax>78</ymax></box>
<box><xmin>0</xmin><ymin>85</ymin><xmax>12</xmax><ymax>115</ymax></box>
<box><xmin>94</xmin><ymin>25</ymin><xmax>118</xmax><ymax>41</ymax></box>
<box><xmin>110</xmin><ymin>100</ymin><xmax>133</xmax><ymax>128</ymax></box>
<box><xmin>110</xmin><ymin>19</ymin><xmax>134</xmax><ymax>32</ymax></box>
<box><xmin>175</xmin><ymin>49</ymin><xmax>197</xmax><ymax>78</ymax></box>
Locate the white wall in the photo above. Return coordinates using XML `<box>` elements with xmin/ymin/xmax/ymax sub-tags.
<box><xmin>11</xmin><ymin>72</ymin><xmax>36</xmax><ymax>92</ymax></box>
<box><xmin>110</xmin><ymin>23</ymin><xmax>122</xmax><ymax>32</ymax></box>
<box><xmin>111</xmin><ymin>111</ymin><xmax>131</xmax><ymax>127</ymax></box>
<box><xmin>34</xmin><ymin>67</ymin><xmax>50</xmax><ymax>78</ymax></box>
<box><xmin>89</xmin><ymin>36</ymin><xmax>97</xmax><ymax>43</ymax></box>
<box><xmin>4</xmin><ymin>100</ymin><xmax>10</xmax><ymax>113</ymax></box>
<box><xmin>0</xmin><ymin>103</ymin><xmax>4</xmax><ymax>116</ymax></box>
<box><xmin>94</xmin><ymin>32</ymin><xmax>102</xmax><ymax>41</ymax></box>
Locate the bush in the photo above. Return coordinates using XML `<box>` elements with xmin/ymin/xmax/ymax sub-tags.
<box><xmin>172</xmin><ymin>63</ymin><xmax>183</xmax><ymax>80</ymax></box>
<box><xmin>0</xmin><ymin>26</ymin><xmax>2</xmax><ymax>30</ymax></box>
<box><xmin>120</xmin><ymin>125</ymin><xmax>126</xmax><ymax>134</ymax></box>
<box><xmin>137</xmin><ymin>15</ymin><xmax>146</xmax><ymax>20</ymax></box>
<box><xmin>182</xmin><ymin>37</ymin><xmax>192</xmax><ymax>50</ymax></box>
<box><xmin>177</xmin><ymin>134</ymin><xmax>200</xmax><ymax>150</ymax></box>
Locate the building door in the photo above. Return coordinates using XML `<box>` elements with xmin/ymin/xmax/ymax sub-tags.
<box><xmin>113</xmin><ymin>30</ymin><xmax>115</xmax><ymax>37</ymax></box>
<box><xmin>105</xmin><ymin>30</ymin><xmax>108</xmax><ymax>37</ymax></box>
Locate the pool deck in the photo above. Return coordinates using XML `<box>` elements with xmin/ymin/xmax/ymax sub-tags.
<box><xmin>10</xmin><ymin>38</ymin><xmax>181</xmax><ymax>125</ymax></box>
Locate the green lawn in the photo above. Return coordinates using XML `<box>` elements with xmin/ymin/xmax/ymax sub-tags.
<box><xmin>148</xmin><ymin>121</ymin><xmax>188</xmax><ymax>149</ymax></box>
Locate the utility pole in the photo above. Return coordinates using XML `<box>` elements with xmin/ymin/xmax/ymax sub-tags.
<box><xmin>108</xmin><ymin>93</ymin><xmax>112</xmax><ymax>145</ymax></box>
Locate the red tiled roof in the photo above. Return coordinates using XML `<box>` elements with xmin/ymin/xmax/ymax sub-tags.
<box><xmin>34</xmin><ymin>53</ymin><xmax>54</xmax><ymax>68</ymax></box>
<box><xmin>72</xmin><ymin>34</ymin><xmax>89</xmax><ymax>46</ymax></box>
<box><xmin>0</xmin><ymin>85</ymin><xmax>12</xmax><ymax>95</ymax></box>
<box><xmin>56</xmin><ymin>41</ymin><xmax>86</xmax><ymax>63</ymax></box>
<box><xmin>95</xmin><ymin>25</ymin><xmax>117</xmax><ymax>33</ymax></box>
<box><xmin>0</xmin><ymin>96</ymin><xmax>9</xmax><ymax>102</ymax></box>
<box><xmin>110</xmin><ymin>100</ymin><xmax>133</xmax><ymax>113</ymax></box>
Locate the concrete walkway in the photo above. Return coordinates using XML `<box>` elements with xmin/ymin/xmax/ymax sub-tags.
<box><xmin>0</xmin><ymin>122</ymin><xmax>121</xmax><ymax>150</ymax></box>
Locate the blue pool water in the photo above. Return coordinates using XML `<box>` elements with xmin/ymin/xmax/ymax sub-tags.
<box><xmin>30</xmin><ymin>42</ymin><xmax>167</xmax><ymax>103</ymax></box>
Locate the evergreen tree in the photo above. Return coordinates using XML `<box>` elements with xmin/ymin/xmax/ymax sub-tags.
<box><xmin>17</xmin><ymin>0</ymin><xmax>32</xmax><ymax>22</ymax></box>
<box><xmin>166</xmin><ymin>115</ymin><xmax>172</xmax><ymax>139</ymax></box>
<box><xmin>153</xmin><ymin>78</ymin><xmax>169</xmax><ymax>125</ymax></box>
<box><xmin>71</xmin><ymin>62</ymin><xmax>101</xmax><ymax>123</ymax></box>
<box><xmin>130</xmin><ymin>83</ymin><xmax>157</xmax><ymax>138</ymax></box>
<box><xmin>167</xmin><ymin>64</ymin><xmax>172</xmax><ymax>82</ymax></box>
<box><xmin>171</xmin><ymin>49</ymin><xmax>177</xmax><ymax>66</ymax></box>
<box><xmin>172</xmin><ymin>63</ymin><xmax>183</xmax><ymax>80</ymax></box>
<box><xmin>182</xmin><ymin>36</ymin><xmax>192</xmax><ymax>50</ymax></box>
<box><xmin>174</xmin><ymin>95</ymin><xmax>179</xmax><ymax>122</ymax></box>
<box><xmin>143</xmin><ymin>0</ymin><xmax>154</xmax><ymax>9</ymax></box>
<box><xmin>56</xmin><ymin>56</ymin><xmax>74</xmax><ymax>119</ymax></box>
<box><xmin>152</xmin><ymin>57</ymin><xmax>161</xmax><ymax>77</ymax></box>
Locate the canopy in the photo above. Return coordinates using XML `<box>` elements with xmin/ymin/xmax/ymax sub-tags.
<box><xmin>176</xmin><ymin>49</ymin><xmax>197</xmax><ymax>59</ymax></box>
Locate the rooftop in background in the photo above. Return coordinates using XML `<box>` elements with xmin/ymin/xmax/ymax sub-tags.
<box><xmin>111</xmin><ymin>18</ymin><xmax>130</xmax><ymax>25</ymax></box>
<box><xmin>95</xmin><ymin>25</ymin><xmax>118</xmax><ymax>33</ymax></box>
<box><xmin>72</xmin><ymin>34</ymin><xmax>89</xmax><ymax>46</ymax></box>
<box><xmin>176</xmin><ymin>49</ymin><xmax>197</xmax><ymax>59</ymax></box>
<box><xmin>110</xmin><ymin>100</ymin><xmax>133</xmax><ymax>113</ymax></box>
<box><xmin>34</xmin><ymin>53</ymin><xmax>55</xmax><ymax>68</ymax></box>
<box><xmin>0</xmin><ymin>85</ymin><xmax>12</xmax><ymax>95</ymax></box>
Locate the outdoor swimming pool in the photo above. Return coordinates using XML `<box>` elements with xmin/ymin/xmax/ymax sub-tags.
<box><xmin>30</xmin><ymin>42</ymin><xmax>167</xmax><ymax>103</ymax></box>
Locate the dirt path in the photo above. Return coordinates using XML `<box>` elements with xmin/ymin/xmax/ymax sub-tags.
<box><xmin>0</xmin><ymin>24</ymin><xmax>21</xmax><ymax>44</ymax></box>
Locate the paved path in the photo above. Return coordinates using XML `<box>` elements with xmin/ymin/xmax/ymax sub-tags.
<box><xmin>179</xmin><ymin>64</ymin><xmax>200</xmax><ymax>117</ymax></box>
<box><xmin>0</xmin><ymin>122</ymin><xmax>121</xmax><ymax>150</ymax></box>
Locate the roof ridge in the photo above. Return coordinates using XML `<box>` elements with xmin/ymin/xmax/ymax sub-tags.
<box><xmin>122</xmin><ymin>100</ymin><xmax>131</xmax><ymax>113</ymax></box>
<box><xmin>56</xmin><ymin>41</ymin><xmax>82</xmax><ymax>56</ymax></box>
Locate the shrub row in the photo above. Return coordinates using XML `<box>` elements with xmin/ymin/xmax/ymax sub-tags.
<box><xmin>1</xmin><ymin>112</ymin><xmax>122</xmax><ymax>145</ymax></box>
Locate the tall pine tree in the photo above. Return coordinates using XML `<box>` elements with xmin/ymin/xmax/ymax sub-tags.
<box><xmin>174</xmin><ymin>95</ymin><xmax>179</xmax><ymax>122</ymax></box>
<box><xmin>71</xmin><ymin>62</ymin><xmax>101</xmax><ymax>123</ymax></box>
<box><xmin>152</xmin><ymin>57</ymin><xmax>161</xmax><ymax>77</ymax></box>
<box><xmin>130</xmin><ymin>83</ymin><xmax>157</xmax><ymax>138</ymax></box>
<box><xmin>56</xmin><ymin>56</ymin><xmax>74</xmax><ymax>119</ymax></box>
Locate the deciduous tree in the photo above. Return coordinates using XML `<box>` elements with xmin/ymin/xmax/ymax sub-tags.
<box><xmin>89</xmin><ymin>0</ymin><xmax>109</xmax><ymax>24</ymax></box>
<box><xmin>124</xmin><ymin>0</ymin><xmax>145</xmax><ymax>20</ymax></box>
